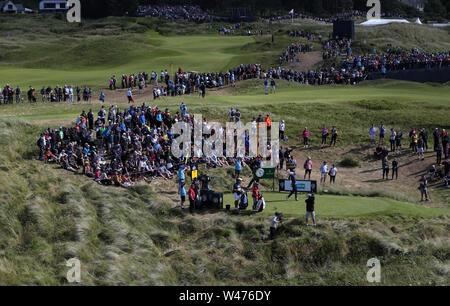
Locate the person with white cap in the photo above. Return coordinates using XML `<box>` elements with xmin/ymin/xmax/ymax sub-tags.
<box><xmin>286</xmin><ymin>169</ymin><xmax>298</xmax><ymax>201</ymax></box>
<box><xmin>279</xmin><ymin>120</ymin><xmax>285</xmax><ymax>140</ymax></box>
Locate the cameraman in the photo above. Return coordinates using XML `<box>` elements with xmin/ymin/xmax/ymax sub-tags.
<box><xmin>305</xmin><ymin>194</ymin><xmax>316</xmax><ymax>227</ymax></box>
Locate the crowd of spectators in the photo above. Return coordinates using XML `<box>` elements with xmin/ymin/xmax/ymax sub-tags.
<box><xmin>347</xmin><ymin>49</ymin><xmax>450</xmax><ymax>73</ymax></box>
<box><xmin>261</xmin><ymin>10</ymin><xmax>366</xmax><ymax>24</ymax></box>
<box><xmin>36</xmin><ymin>102</ymin><xmax>284</xmax><ymax>188</ymax></box>
<box><xmin>136</xmin><ymin>5</ymin><xmax>225</xmax><ymax>23</ymax></box>
<box><xmin>279</xmin><ymin>42</ymin><xmax>314</xmax><ymax>65</ymax></box>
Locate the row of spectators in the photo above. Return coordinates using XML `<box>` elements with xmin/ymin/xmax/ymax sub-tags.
<box><xmin>261</xmin><ymin>10</ymin><xmax>366</xmax><ymax>24</ymax></box>
<box><xmin>263</xmin><ymin>10</ymin><xmax>417</xmax><ymax>23</ymax></box>
<box><xmin>136</xmin><ymin>5</ymin><xmax>225</xmax><ymax>23</ymax></box>
<box><xmin>346</xmin><ymin>50</ymin><xmax>450</xmax><ymax>73</ymax></box>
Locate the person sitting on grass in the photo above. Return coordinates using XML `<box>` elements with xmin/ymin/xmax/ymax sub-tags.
<box><xmin>428</xmin><ymin>165</ymin><xmax>438</xmax><ymax>181</ymax></box>
<box><xmin>157</xmin><ymin>161</ymin><xmax>173</xmax><ymax>180</ymax></box>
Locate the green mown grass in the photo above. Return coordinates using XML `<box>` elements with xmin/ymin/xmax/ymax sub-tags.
<box><xmin>223</xmin><ymin>192</ymin><xmax>450</xmax><ymax>218</ymax></box>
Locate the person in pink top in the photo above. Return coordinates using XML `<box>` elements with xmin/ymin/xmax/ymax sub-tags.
<box><xmin>304</xmin><ymin>156</ymin><xmax>312</xmax><ymax>180</ymax></box>
<box><xmin>302</xmin><ymin>127</ymin><xmax>310</xmax><ymax>148</ymax></box>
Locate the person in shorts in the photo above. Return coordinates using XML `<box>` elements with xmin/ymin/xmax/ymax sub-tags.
<box><xmin>320</xmin><ymin>161</ymin><xmax>328</xmax><ymax>184</ymax></box>
<box><xmin>305</xmin><ymin>194</ymin><xmax>316</xmax><ymax>227</ymax></box>
<box><xmin>417</xmin><ymin>135</ymin><xmax>425</xmax><ymax>160</ymax></box>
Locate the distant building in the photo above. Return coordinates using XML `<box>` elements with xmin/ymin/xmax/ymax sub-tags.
<box><xmin>400</xmin><ymin>0</ymin><xmax>425</xmax><ymax>12</ymax></box>
<box><xmin>0</xmin><ymin>1</ymin><xmax>18</xmax><ymax>13</ymax></box>
<box><xmin>39</xmin><ymin>0</ymin><xmax>68</xmax><ymax>12</ymax></box>
<box><xmin>0</xmin><ymin>1</ymin><xmax>32</xmax><ymax>13</ymax></box>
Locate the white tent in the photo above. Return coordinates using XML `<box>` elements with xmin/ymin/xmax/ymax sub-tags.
<box><xmin>415</xmin><ymin>18</ymin><xmax>422</xmax><ymax>24</ymax></box>
<box><xmin>359</xmin><ymin>19</ymin><xmax>410</xmax><ymax>26</ymax></box>
<box><xmin>431</xmin><ymin>23</ymin><xmax>450</xmax><ymax>27</ymax></box>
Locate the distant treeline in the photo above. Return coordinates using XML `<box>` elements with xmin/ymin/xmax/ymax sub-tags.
<box><xmin>17</xmin><ymin>0</ymin><xmax>450</xmax><ymax>21</ymax></box>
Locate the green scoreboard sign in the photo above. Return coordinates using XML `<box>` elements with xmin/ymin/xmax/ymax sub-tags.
<box><xmin>254</xmin><ymin>168</ymin><xmax>275</xmax><ymax>180</ymax></box>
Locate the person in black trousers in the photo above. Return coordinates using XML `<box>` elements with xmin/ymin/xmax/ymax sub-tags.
<box><xmin>433</xmin><ymin>128</ymin><xmax>440</xmax><ymax>151</ymax></box>
<box><xmin>382</xmin><ymin>156</ymin><xmax>389</xmax><ymax>180</ymax></box>
<box><xmin>392</xmin><ymin>159</ymin><xmax>398</xmax><ymax>180</ymax></box>
<box><xmin>88</xmin><ymin>109</ymin><xmax>94</xmax><ymax>130</ymax></box>
<box><xmin>420</xmin><ymin>128</ymin><xmax>428</xmax><ymax>151</ymax></box>
<box><xmin>279</xmin><ymin>147</ymin><xmax>285</xmax><ymax>170</ymax></box>
<box><xmin>286</xmin><ymin>169</ymin><xmax>298</xmax><ymax>201</ymax></box>
<box><xmin>436</xmin><ymin>144</ymin><xmax>443</xmax><ymax>165</ymax></box>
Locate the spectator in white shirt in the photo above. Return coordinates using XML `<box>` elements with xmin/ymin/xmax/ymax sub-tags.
<box><xmin>320</xmin><ymin>161</ymin><xmax>329</xmax><ymax>184</ymax></box>
<box><xmin>279</xmin><ymin>120</ymin><xmax>286</xmax><ymax>140</ymax></box>
<box><xmin>329</xmin><ymin>164</ymin><xmax>337</xmax><ymax>183</ymax></box>
<box><xmin>369</xmin><ymin>124</ymin><xmax>377</xmax><ymax>146</ymax></box>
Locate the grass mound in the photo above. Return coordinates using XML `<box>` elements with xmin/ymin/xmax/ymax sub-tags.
<box><xmin>339</xmin><ymin>157</ymin><xmax>361</xmax><ymax>168</ymax></box>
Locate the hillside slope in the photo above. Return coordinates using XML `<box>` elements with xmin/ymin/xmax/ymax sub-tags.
<box><xmin>0</xmin><ymin>118</ymin><xmax>449</xmax><ymax>286</ymax></box>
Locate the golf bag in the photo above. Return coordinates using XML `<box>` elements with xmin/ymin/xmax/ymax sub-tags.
<box><xmin>254</xmin><ymin>196</ymin><xmax>265</xmax><ymax>212</ymax></box>
<box><xmin>239</xmin><ymin>192</ymin><xmax>248</xmax><ymax>210</ymax></box>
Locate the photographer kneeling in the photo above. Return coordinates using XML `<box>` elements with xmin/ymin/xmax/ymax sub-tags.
<box><xmin>270</xmin><ymin>212</ymin><xmax>282</xmax><ymax>239</ymax></box>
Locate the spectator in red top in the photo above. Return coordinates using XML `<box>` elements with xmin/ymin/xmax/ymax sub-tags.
<box><xmin>188</xmin><ymin>183</ymin><xmax>196</xmax><ymax>214</ymax></box>
<box><xmin>264</xmin><ymin>114</ymin><xmax>272</xmax><ymax>134</ymax></box>
<box><xmin>251</xmin><ymin>182</ymin><xmax>259</xmax><ymax>209</ymax></box>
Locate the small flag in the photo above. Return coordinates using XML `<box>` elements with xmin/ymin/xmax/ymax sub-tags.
<box><xmin>289</xmin><ymin>9</ymin><xmax>294</xmax><ymax>14</ymax></box>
